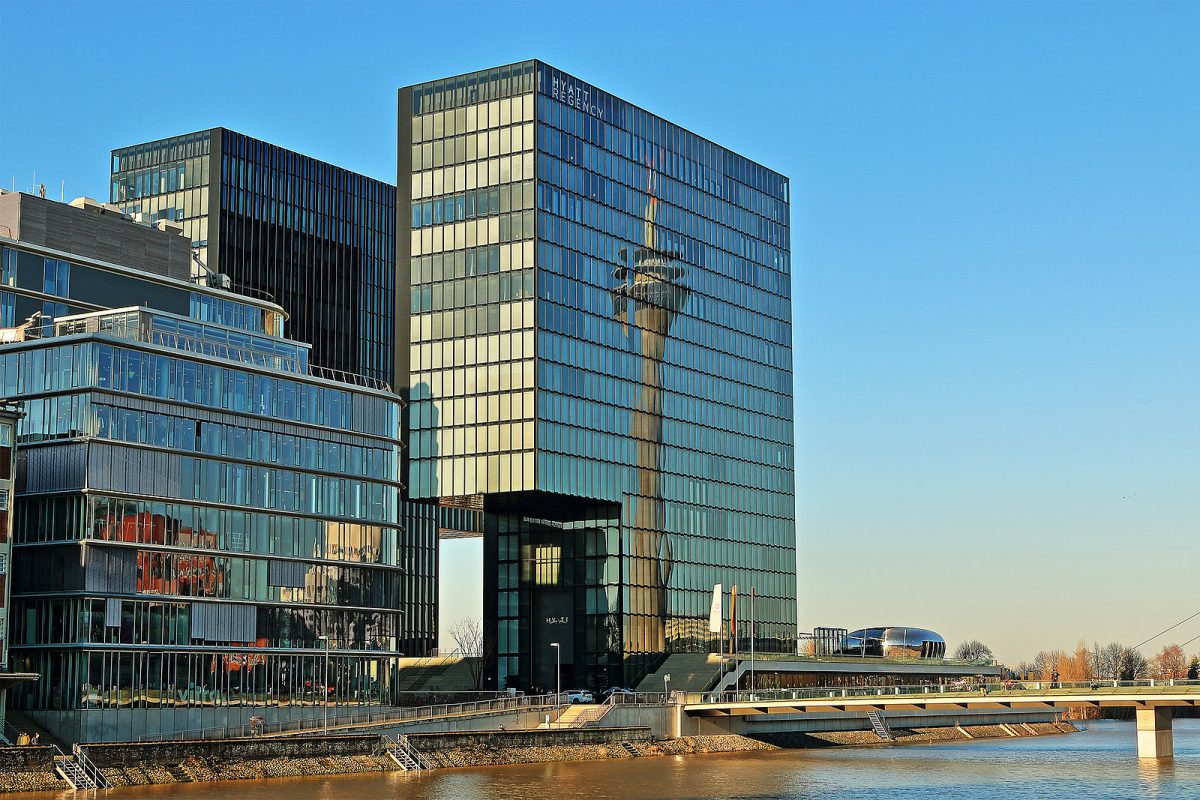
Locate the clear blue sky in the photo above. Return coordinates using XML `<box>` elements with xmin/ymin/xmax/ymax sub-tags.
<box><xmin>2</xmin><ymin>1</ymin><xmax>1197</xmax><ymax>665</ymax></box>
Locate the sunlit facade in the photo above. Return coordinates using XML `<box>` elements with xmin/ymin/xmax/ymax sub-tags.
<box><xmin>399</xmin><ymin>61</ymin><xmax>796</xmax><ymax>691</ymax></box>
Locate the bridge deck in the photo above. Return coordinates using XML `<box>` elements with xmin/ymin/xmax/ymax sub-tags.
<box><xmin>685</xmin><ymin>683</ymin><xmax>1200</xmax><ymax>717</ymax></box>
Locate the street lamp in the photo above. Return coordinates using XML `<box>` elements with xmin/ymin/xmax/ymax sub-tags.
<box><xmin>318</xmin><ymin>635</ymin><xmax>330</xmax><ymax>734</ymax></box>
<box><xmin>550</xmin><ymin>642</ymin><xmax>561</xmax><ymax>699</ymax></box>
<box><xmin>664</xmin><ymin>673</ymin><xmax>671</xmax><ymax>701</ymax></box>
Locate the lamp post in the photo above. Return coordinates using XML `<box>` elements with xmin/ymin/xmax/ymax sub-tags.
<box><xmin>749</xmin><ymin>587</ymin><xmax>755</xmax><ymax>694</ymax></box>
<box><xmin>318</xmin><ymin>635</ymin><xmax>330</xmax><ymax>734</ymax></box>
<box><xmin>550</xmin><ymin>642</ymin><xmax>561</xmax><ymax>700</ymax></box>
<box><xmin>664</xmin><ymin>673</ymin><xmax>671</xmax><ymax>701</ymax></box>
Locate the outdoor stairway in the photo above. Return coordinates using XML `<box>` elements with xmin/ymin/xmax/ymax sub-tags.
<box><xmin>619</xmin><ymin>741</ymin><xmax>642</xmax><ymax>757</ymax></box>
<box><xmin>394</xmin><ymin>656</ymin><xmax>481</xmax><ymax>693</ymax></box>
<box><xmin>541</xmin><ymin>703</ymin><xmax>612</xmax><ymax>728</ymax></box>
<box><xmin>866</xmin><ymin>711</ymin><xmax>896</xmax><ymax>742</ymax></box>
<box><xmin>633</xmin><ymin>653</ymin><xmax>726</xmax><ymax>693</ymax></box>
<box><xmin>52</xmin><ymin>745</ymin><xmax>109</xmax><ymax>792</ymax></box>
<box><xmin>383</xmin><ymin>734</ymin><xmax>432</xmax><ymax>771</ymax></box>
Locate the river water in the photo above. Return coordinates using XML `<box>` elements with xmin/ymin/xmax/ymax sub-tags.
<box><xmin>17</xmin><ymin>720</ymin><xmax>1200</xmax><ymax>799</ymax></box>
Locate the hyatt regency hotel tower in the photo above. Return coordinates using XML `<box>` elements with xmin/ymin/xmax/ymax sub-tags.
<box><xmin>398</xmin><ymin>61</ymin><xmax>796</xmax><ymax>691</ymax></box>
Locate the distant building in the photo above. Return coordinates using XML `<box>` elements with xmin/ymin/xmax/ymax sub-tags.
<box><xmin>0</xmin><ymin>194</ymin><xmax>433</xmax><ymax>743</ymax></box>
<box><xmin>834</xmin><ymin>627</ymin><xmax>948</xmax><ymax>659</ymax></box>
<box><xmin>110</xmin><ymin>129</ymin><xmax>397</xmax><ymax>386</ymax></box>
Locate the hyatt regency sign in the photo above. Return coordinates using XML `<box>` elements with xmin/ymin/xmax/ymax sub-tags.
<box><xmin>549</xmin><ymin>76</ymin><xmax>605</xmax><ymax>120</ymax></box>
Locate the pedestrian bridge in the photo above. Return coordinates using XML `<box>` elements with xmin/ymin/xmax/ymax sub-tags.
<box><xmin>681</xmin><ymin>680</ymin><xmax>1200</xmax><ymax>759</ymax></box>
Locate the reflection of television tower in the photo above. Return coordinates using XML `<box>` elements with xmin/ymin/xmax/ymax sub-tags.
<box><xmin>612</xmin><ymin>169</ymin><xmax>688</xmax><ymax>654</ymax></box>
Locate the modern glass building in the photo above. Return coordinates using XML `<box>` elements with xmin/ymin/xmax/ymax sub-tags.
<box><xmin>110</xmin><ymin>129</ymin><xmax>397</xmax><ymax>387</ymax></box>
<box><xmin>0</xmin><ymin>196</ymin><xmax>433</xmax><ymax>742</ymax></box>
<box><xmin>398</xmin><ymin>61</ymin><xmax>796</xmax><ymax>691</ymax></box>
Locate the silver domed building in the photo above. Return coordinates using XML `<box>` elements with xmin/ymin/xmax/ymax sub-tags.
<box><xmin>836</xmin><ymin>627</ymin><xmax>946</xmax><ymax>659</ymax></box>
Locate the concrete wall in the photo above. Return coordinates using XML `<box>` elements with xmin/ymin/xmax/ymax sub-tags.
<box><xmin>0</xmin><ymin>192</ymin><xmax>191</xmax><ymax>279</ymax></box>
<box><xmin>603</xmin><ymin>705</ymin><xmax>677</xmax><ymax>738</ymax></box>
<box><xmin>80</xmin><ymin>735</ymin><xmax>380</xmax><ymax>768</ymax></box>
<box><xmin>28</xmin><ymin>703</ymin><xmax>397</xmax><ymax>744</ymax></box>
<box><xmin>0</xmin><ymin>745</ymin><xmax>55</xmax><ymax>772</ymax></box>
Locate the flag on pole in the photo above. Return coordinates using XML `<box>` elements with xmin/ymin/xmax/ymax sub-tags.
<box><xmin>708</xmin><ymin>583</ymin><xmax>723</xmax><ymax>633</ymax></box>
<box><xmin>729</xmin><ymin>585</ymin><xmax>738</xmax><ymax>655</ymax></box>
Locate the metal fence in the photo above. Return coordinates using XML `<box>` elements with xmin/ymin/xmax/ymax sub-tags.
<box><xmin>136</xmin><ymin>692</ymin><xmax>564</xmax><ymax>742</ymax></box>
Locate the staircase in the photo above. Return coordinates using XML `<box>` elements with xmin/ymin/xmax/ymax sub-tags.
<box><xmin>394</xmin><ymin>656</ymin><xmax>481</xmax><ymax>692</ymax></box>
<box><xmin>53</xmin><ymin>745</ymin><xmax>109</xmax><ymax>792</ymax></box>
<box><xmin>866</xmin><ymin>711</ymin><xmax>895</xmax><ymax>742</ymax></box>
<box><xmin>634</xmin><ymin>653</ymin><xmax>726</xmax><ymax>694</ymax></box>
<box><xmin>540</xmin><ymin>703</ymin><xmax>611</xmax><ymax>728</ymax></box>
<box><xmin>383</xmin><ymin>734</ymin><xmax>432</xmax><ymax>771</ymax></box>
<box><xmin>619</xmin><ymin>741</ymin><xmax>642</xmax><ymax>757</ymax></box>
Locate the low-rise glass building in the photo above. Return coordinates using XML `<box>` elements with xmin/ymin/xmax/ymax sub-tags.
<box><xmin>0</xmin><ymin>193</ymin><xmax>432</xmax><ymax>743</ymax></box>
<box><xmin>1</xmin><ymin>307</ymin><xmax>418</xmax><ymax>742</ymax></box>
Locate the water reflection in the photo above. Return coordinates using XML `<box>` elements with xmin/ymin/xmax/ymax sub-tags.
<box><xmin>10</xmin><ymin>720</ymin><xmax>1200</xmax><ymax>800</ymax></box>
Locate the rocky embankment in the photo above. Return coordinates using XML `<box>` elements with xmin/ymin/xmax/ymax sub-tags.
<box><xmin>99</xmin><ymin>753</ymin><xmax>397</xmax><ymax>787</ymax></box>
<box><xmin>0</xmin><ymin>769</ymin><xmax>61</xmax><ymax>794</ymax></box>
<box><xmin>423</xmin><ymin>733</ymin><xmax>774</xmax><ymax>768</ymax></box>
<box><xmin>0</xmin><ymin>723</ymin><xmax>1077</xmax><ymax>793</ymax></box>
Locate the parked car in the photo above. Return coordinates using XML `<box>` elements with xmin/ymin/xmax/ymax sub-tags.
<box><xmin>601</xmin><ymin>687</ymin><xmax>635</xmax><ymax>701</ymax></box>
<box><xmin>565</xmin><ymin>689</ymin><xmax>595</xmax><ymax>704</ymax></box>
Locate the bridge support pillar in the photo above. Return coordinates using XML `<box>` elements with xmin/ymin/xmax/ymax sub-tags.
<box><xmin>1135</xmin><ymin>707</ymin><xmax>1172</xmax><ymax>760</ymax></box>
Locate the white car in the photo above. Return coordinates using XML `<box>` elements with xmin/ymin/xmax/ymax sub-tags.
<box><xmin>565</xmin><ymin>689</ymin><xmax>595</xmax><ymax>704</ymax></box>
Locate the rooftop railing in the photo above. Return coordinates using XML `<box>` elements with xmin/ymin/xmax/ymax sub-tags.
<box><xmin>15</xmin><ymin>310</ymin><xmax>393</xmax><ymax>393</ymax></box>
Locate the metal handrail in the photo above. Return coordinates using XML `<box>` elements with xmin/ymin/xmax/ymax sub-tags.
<box><xmin>72</xmin><ymin>744</ymin><xmax>110</xmax><ymax>792</ymax></box>
<box><xmin>137</xmin><ymin>692</ymin><xmax>564</xmax><ymax>742</ymax></box>
<box><xmin>689</xmin><ymin>678</ymin><xmax>1200</xmax><ymax>706</ymax></box>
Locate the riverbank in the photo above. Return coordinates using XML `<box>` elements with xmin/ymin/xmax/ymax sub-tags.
<box><xmin>0</xmin><ymin>722</ymin><xmax>1076</xmax><ymax>793</ymax></box>
<box><xmin>420</xmin><ymin>732</ymin><xmax>774</xmax><ymax>769</ymax></box>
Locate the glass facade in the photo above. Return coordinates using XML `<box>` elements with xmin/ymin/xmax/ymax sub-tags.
<box><xmin>400</xmin><ymin>62</ymin><xmax>796</xmax><ymax>691</ymax></box>
<box><xmin>0</xmin><ymin>240</ymin><xmax>285</xmax><ymax>336</ymax></box>
<box><xmin>110</xmin><ymin>130</ymin><xmax>214</xmax><ymax>268</ymax></box>
<box><xmin>0</xmin><ymin>307</ymin><xmax>432</xmax><ymax>743</ymax></box>
<box><xmin>111</xmin><ymin>129</ymin><xmax>397</xmax><ymax>387</ymax></box>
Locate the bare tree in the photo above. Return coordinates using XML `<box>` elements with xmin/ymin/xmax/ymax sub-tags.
<box><xmin>1117</xmin><ymin>647</ymin><xmax>1148</xmax><ymax>681</ymax></box>
<box><xmin>1150</xmin><ymin>644</ymin><xmax>1186</xmax><ymax>680</ymax></box>
<box><xmin>449</xmin><ymin>617</ymin><xmax>485</xmax><ymax>689</ymax></box>
<box><xmin>954</xmin><ymin>640</ymin><xmax>994</xmax><ymax>662</ymax></box>
<box><xmin>1092</xmin><ymin>642</ymin><xmax>1124</xmax><ymax>680</ymax></box>
<box><xmin>1032</xmin><ymin>650</ymin><xmax>1064</xmax><ymax>679</ymax></box>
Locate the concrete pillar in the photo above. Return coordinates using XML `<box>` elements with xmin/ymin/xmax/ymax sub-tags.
<box><xmin>1135</xmin><ymin>707</ymin><xmax>1173</xmax><ymax>760</ymax></box>
<box><xmin>671</xmin><ymin>703</ymin><xmax>686</xmax><ymax>738</ymax></box>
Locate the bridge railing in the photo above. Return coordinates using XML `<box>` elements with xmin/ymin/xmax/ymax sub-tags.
<box><xmin>137</xmin><ymin>692</ymin><xmax>564</xmax><ymax>741</ymax></box>
<box><xmin>686</xmin><ymin>678</ymin><xmax>1200</xmax><ymax>706</ymax></box>
<box><xmin>736</xmin><ymin>651</ymin><xmax>1000</xmax><ymax>668</ymax></box>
